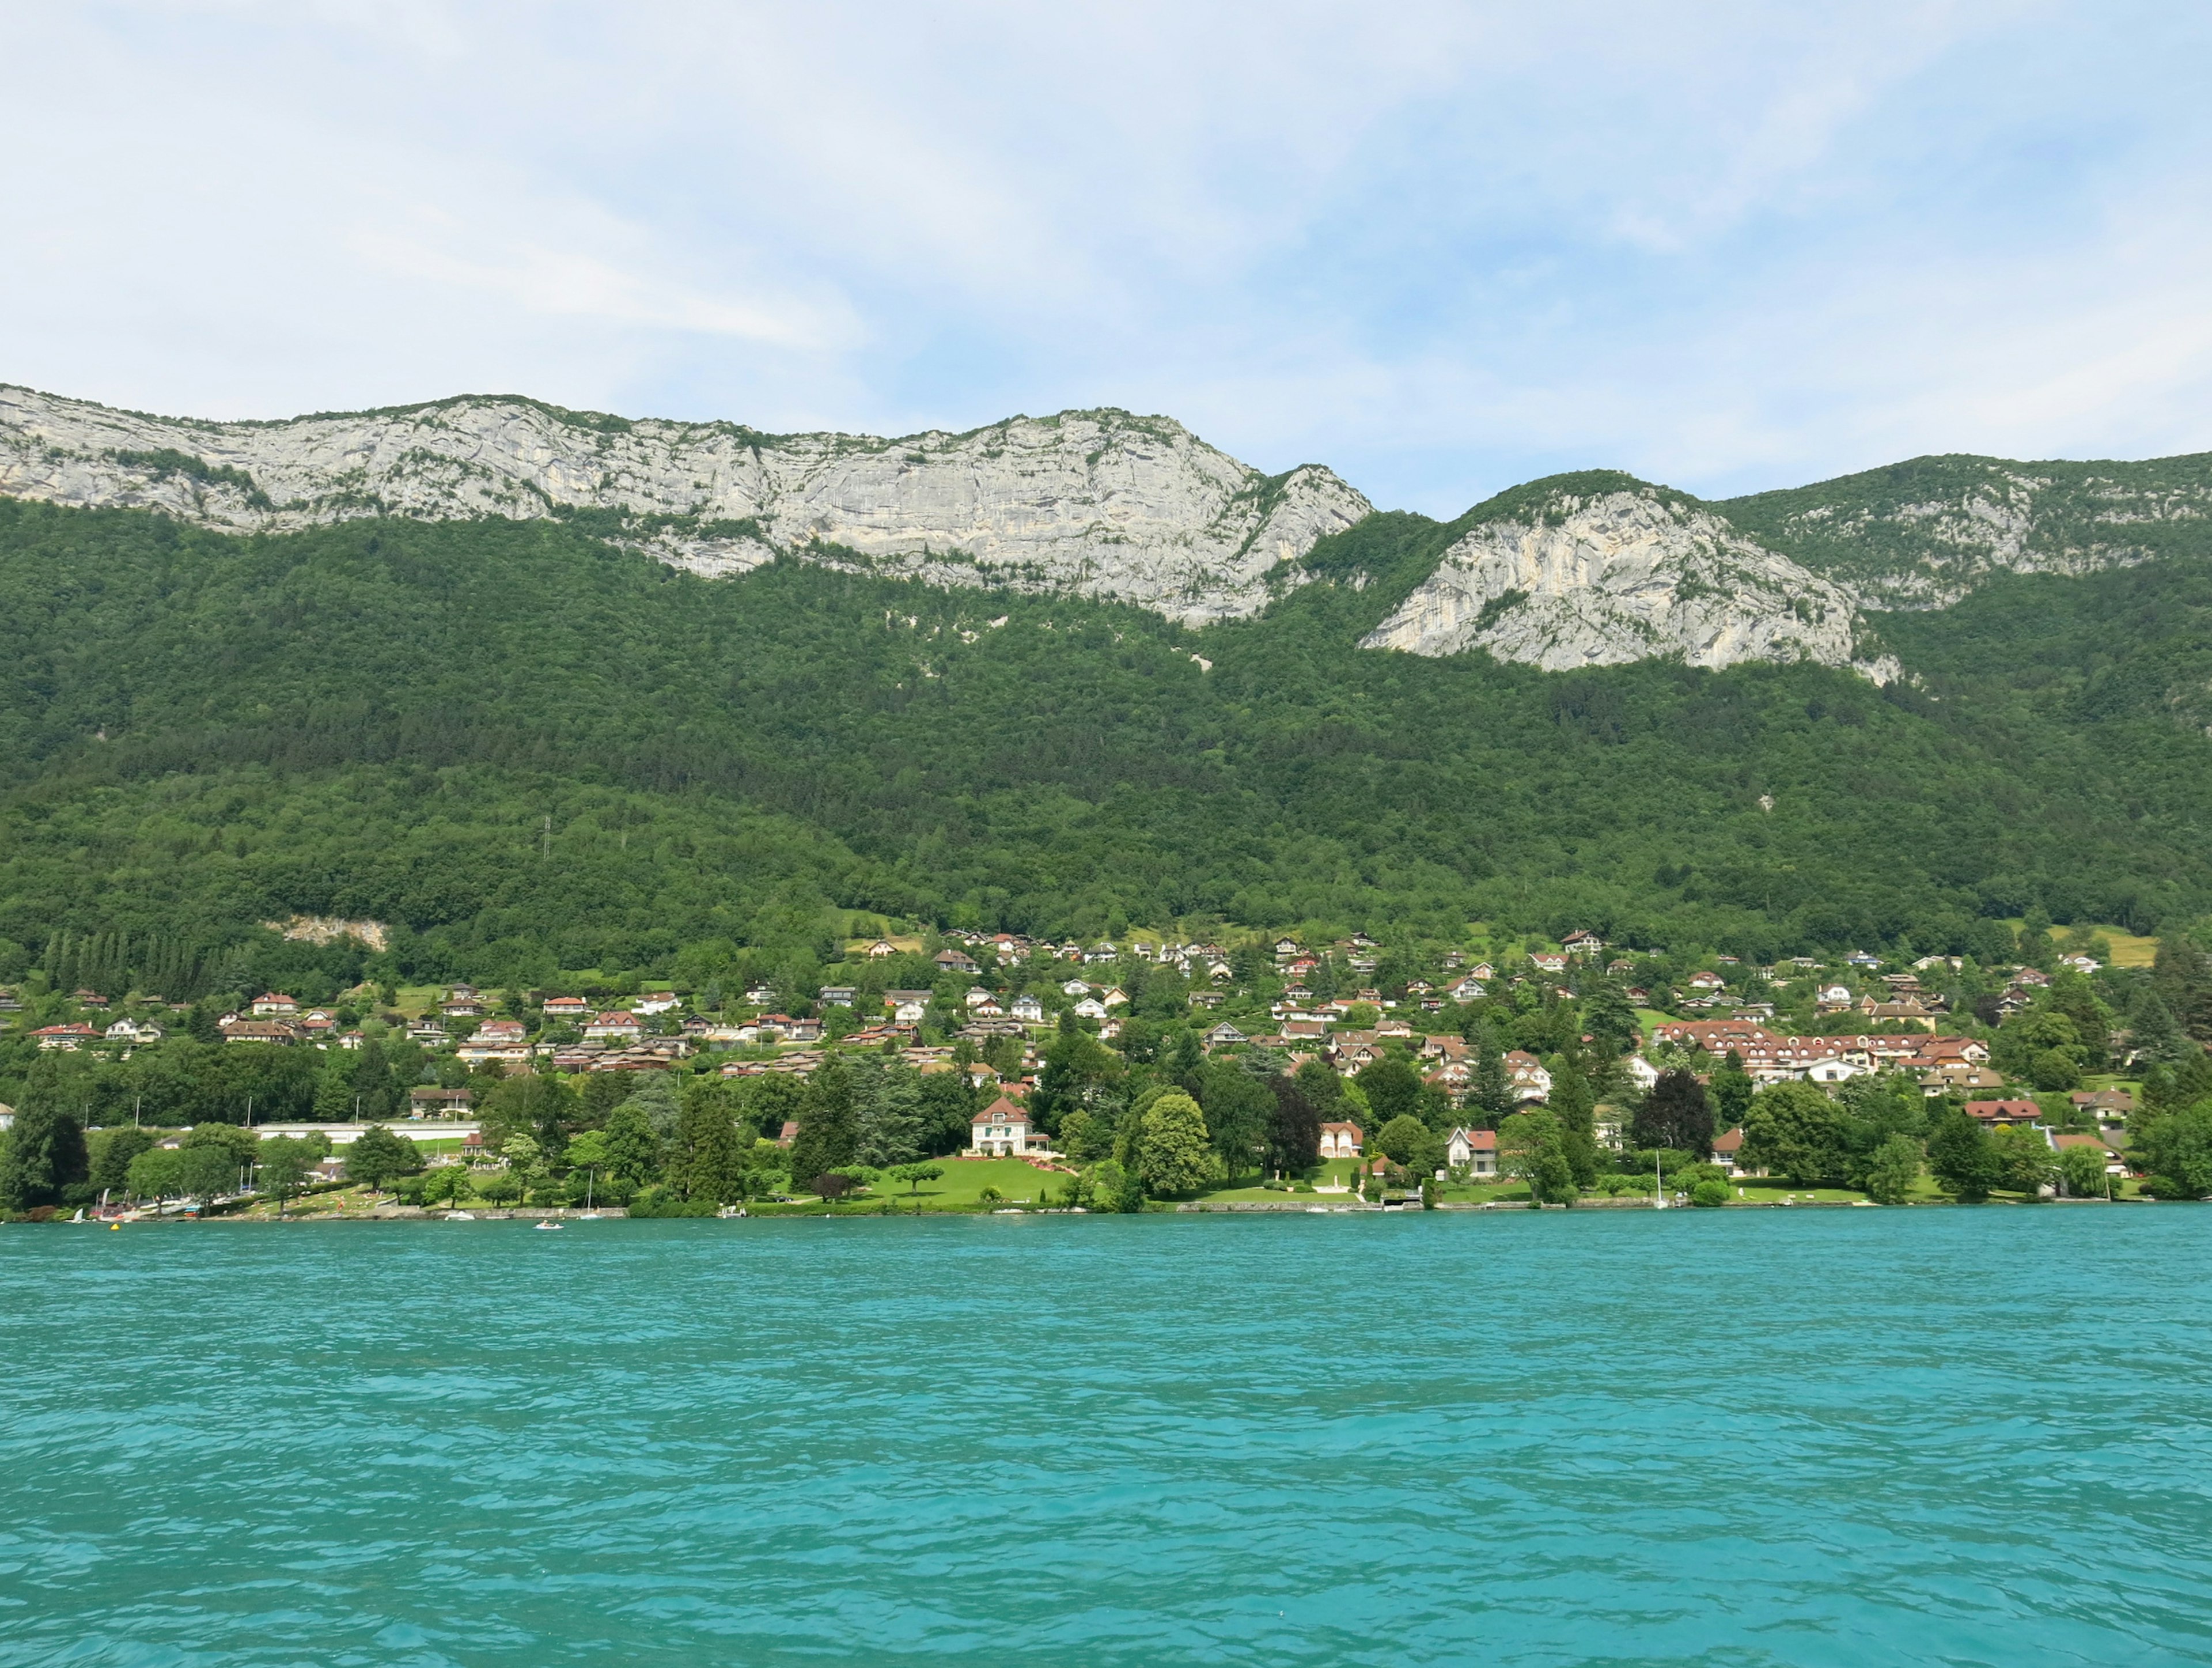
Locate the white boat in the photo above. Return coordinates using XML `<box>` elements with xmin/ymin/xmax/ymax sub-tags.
<box><xmin>445</xmin><ymin>1210</ymin><xmax>475</xmax><ymax>1220</ymax></box>
<box><xmin>533</xmin><ymin>1219</ymin><xmax>563</xmax><ymax>1231</ymax></box>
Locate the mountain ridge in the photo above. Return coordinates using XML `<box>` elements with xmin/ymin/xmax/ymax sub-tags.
<box><xmin>8</xmin><ymin>384</ymin><xmax>2212</xmax><ymax>667</ymax></box>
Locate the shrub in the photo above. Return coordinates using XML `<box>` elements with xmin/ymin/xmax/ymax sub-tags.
<box><xmin>1690</xmin><ymin>1178</ymin><xmax>1730</xmax><ymax>1208</ymax></box>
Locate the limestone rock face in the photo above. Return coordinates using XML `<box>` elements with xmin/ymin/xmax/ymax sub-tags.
<box><xmin>1359</xmin><ymin>487</ymin><xmax>1874</xmax><ymax>674</ymax></box>
<box><xmin>0</xmin><ymin>387</ymin><xmax>1372</xmax><ymax>624</ymax></box>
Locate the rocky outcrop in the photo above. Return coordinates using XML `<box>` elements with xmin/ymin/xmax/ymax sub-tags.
<box><xmin>1359</xmin><ymin>485</ymin><xmax>1886</xmax><ymax>675</ymax></box>
<box><xmin>0</xmin><ymin>387</ymin><xmax>1372</xmax><ymax>624</ymax></box>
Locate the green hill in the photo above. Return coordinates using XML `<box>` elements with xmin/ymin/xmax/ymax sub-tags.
<box><xmin>0</xmin><ymin>491</ymin><xmax>2208</xmax><ymax>993</ymax></box>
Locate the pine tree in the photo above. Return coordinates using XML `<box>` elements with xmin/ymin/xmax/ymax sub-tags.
<box><xmin>788</xmin><ymin>1058</ymin><xmax>858</xmax><ymax>1185</ymax></box>
<box><xmin>855</xmin><ymin>1062</ymin><xmax>926</xmax><ymax>1168</ymax></box>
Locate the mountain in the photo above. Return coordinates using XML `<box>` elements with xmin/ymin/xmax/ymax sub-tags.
<box><xmin>1350</xmin><ymin>472</ymin><xmax>1883</xmax><ymax>677</ymax></box>
<box><xmin>0</xmin><ymin>386</ymin><xmax>1370</xmax><ymax>625</ymax></box>
<box><xmin>0</xmin><ymin>384</ymin><xmax>2207</xmax><ymax>993</ymax></box>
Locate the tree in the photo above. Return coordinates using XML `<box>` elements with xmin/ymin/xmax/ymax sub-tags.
<box><xmin>1137</xmin><ymin>1091</ymin><xmax>1218</xmax><ymax>1196</ymax></box>
<box><xmin>0</xmin><ymin>1101</ymin><xmax>90</xmax><ymax>1211</ymax></box>
<box><xmin>2135</xmin><ymin>1103</ymin><xmax>2212</xmax><ymax>1196</ymax></box>
<box><xmin>1988</xmin><ymin>1124</ymin><xmax>2056</xmax><ymax>1196</ymax></box>
<box><xmin>1197</xmin><ymin>1060</ymin><xmax>1271</xmax><ymax>1183</ymax></box>
<box><xmin>671</xmin><ymin>1095</ymin><xmax>747</xmax><ymax>1204</ymax></box>
<box><xmin>855</xmin><ymin>1062</ymin><xmax>927</xmax><ymax>1168</ymax></box>
<box><xmin>1740</xmin><ymin>1082</ymin><xmax>1853</xmax><ymax>1187</ymax></box>
<box><xmin>1862</xmin><ymin>1134</ymin><xmax>1922</xmax><ymax>1205</ymax></box>
<box><xmin>1582</xmin><ymin>984</ymin><xmax>1638</xmax><ymax>1057</ymax></box>
<box><xmin>126</xmin><ymin>1145</ymin><xmax>188</xmax><ymax>1206</ymax></box>
<box><xmin>258</xmin><ymin>1135</ymin><xmax>319</xmax><ymax>1217</ymax></box>
<box><xmin>1265</xmin><ymin>1075</ymin><xmax>1321</xmax><ymax>1175</ymax></box>
<box><xmin>889</xmin><ymin>1161</ymin><xmax>944</xmax><ymax>1196</ymax></box>
<box><xmin>1710</xmin><ymin>1051</ymin><xmax>1756</xmax><ymax>1130</ymax></box>
<box><xmin>599</xmin><ymin>1099</ymin><xmax>662</xmax><ymax>1197</ymax></box>
<box><xmin>1633</xmin><ymin>1068</ymin><xmax>1713</xmax><ymax>1156</ymax></box>
<box><xmin>421</xmin><ymin>1163</ymin><xmax>475</xmax><ymax>1209</ymax></box>
<box><xmin>563</xmin><ymin>1130</ymin><xmax>611</xmax><ymax>1205</ymax></box>
<box><xmin>1472</xmin><ymin>1034</ymin><xmax>1513</xmax><ymax>1123</ymax></box>
<box><xmin>2056</xmin><ymin>1142</ymin><xmax>2112</xmax><ymax>1199</ymax></box>
<box><xmin>788</xmin><ymin>1059</ymin><xmax>859</xmax><ymax>1182</ymax></box>
<box><xmin>480</xmin><ymin>1071</ymin><xmax>578</xmax><ymax>1153</ymax></box>
<box><xmin>1498</xmin><ymin>1109</ymin><xmax>1574</xmax><ymax>1204</ymax></box>
<box><xmin>1374</xmin><ymin>1113</ymin><xmax>1444</xmax><ymax>1175</ymax></box>
<box><xmin>499</xmin><ymin>1132</ymin><xmax>548</xmax><ymax>1202</ymax></box>
<box><xmin>88</xmin><ymin>1126</ymin><xmax>156</xmax><ymax>1199</ymax></box>
<box><xmin>1926</xmin><ymin>1107</ymin><xmax>1997</xmax><ymax>1202</ymax></box>
<box><xmin>346</xmin><ymin>1124</ymin><xmax>421</xmax><ymax>1199</ymax></box>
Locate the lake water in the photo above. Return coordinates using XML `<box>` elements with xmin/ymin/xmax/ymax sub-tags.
<box><xmin>3</xmin><ymin>1209</ymin><xmax>2209</xmax><ymax>1666</ymax></box>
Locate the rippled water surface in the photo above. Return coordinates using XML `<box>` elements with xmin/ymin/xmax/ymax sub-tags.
<box><xmin>3</xmin><ymin>1209</ymin><xmax>2209</xmax><ymax>1666</ymax></box>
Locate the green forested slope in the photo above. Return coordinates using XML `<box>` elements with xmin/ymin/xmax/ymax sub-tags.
<box><xmin>0</xmin><ymin>496</ymin><xmax>2207</xmax><ymax>989</ymax></box>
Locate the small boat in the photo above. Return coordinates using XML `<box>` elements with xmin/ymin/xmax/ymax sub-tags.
<box><xmin>533</xmin><ymin>1219</ymin><xmax>563</xmax><ymax>1231</ymax></box>
<box><xmin>445</xmin><ymin>1210</ymin><xmax>475</xmax><ymax>1221</ymax></box>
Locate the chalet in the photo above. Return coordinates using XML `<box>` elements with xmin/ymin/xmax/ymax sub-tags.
<box><xmin>1816</xmin><ymin>983</ymin><xmax>1854</xmax><ymax>1008</ymax></box>
<box><xmin>251</xmin><ymin>993</ymin><xmax>301</xmax><ymax>1016</ymax></box>
<box><xmin>448</xmin><ymin>984</ymin><xmax>480</xmax><ymax>1001</ymax></box>
<box><xmin>634</xmin><ymin>992</ymin><xmax>681</xmax><ymax>1015</ymax></box>
<box><xmin>971</xmin><ymin>1095</ymin><xmax>1044</xmax><ymax>1157</ymax></box>
<box><xmin>1468</xmin><ymin>963</ymin><xmax>1496</xmax><ymax>981</ymax></box>
<box><xmin>1446</xmin><ymin>1126</ymin><xmax>1498</xmax><ymax>1177</ymax></box>
<box><xmin>541</xmin><ymin>996</ymin><xmax>590</xmax><ymax>1021</ymax></box>
<box><xmin>866</xmin><ymin>939</ymin><xmax>900</xmax><ymax>958</ymax></box>
<box><xmin>969</xmin><ymin>996</ymin><xmax>1005</xmax><ymax>1019</ymax></box>
<box><xmin>889</xmin><ymin>996</ymin><xmax>929</xmax><ymax>1026</ymax></box>
<box><xmin>1209</xmin><ymin>962</ymin><xmax>1234</xmax><ymax>982</ymax></box>
<box><xmin>297</xmin><ymin>1011</ymin><xmax>335</xmax><ymax>1037</ymax></box>
<box><xmin>1319</xmin><ymin>1121</ymin><xmax>1363</xmax><ymax>1158</ymax></box>
<box><xmin>819</xmin><ymin>987</ymin><xmax>857</xmax><ymax>1008</ymax></box>
<box><xmin>1530</xmin><ymin>952</ymin><xmax>1568</xmax><ymax>975</ymax></box>
<box><xmin>1086</xmin><ymin>941</ymin><xmax>1120</xmax><ymax>963</ymax></box>
<box><xmin>1011</xmin><ymin>994</ymin><xmax>1046</xmax><ymax>1024</ymax></box>
<box><xmin>1062</xmin><ymin>979</ymin><xmax>1092</xmax><ymax>997</ymax></box>
<box><xmin>1965</xmin><ymin>1099</ymin><xmax>2043</xmax><ymax>1129</ymax></box>
<box><xmin>104</xmin><ymin>1017</ymin><xmax>162</xmax><ymax>1043</ymax></box>
<box><xmin>1921</xmin><ymin>1062</ymin><xmax>2005</xmax><ymax>1096</ymax></box>
<box><xmin>585</xmin><ymin>1011</ymin><xmax>644</xmax><ymax>1042</ymax></box>
<box><xmin>32</xmin><ymin>1022</ymin><xmax>98</xmax><ymax>1051</ymax></box>
<box><xmin>1562</xmin><ymin>930</ymin><xmax>1605</xmax><ymax>955</ymax></box>
<box><xmin>408</xmin><ymin>1087</ymin><xmax>475</xmax><ymax>1118</ymax></box>
<box><xmin>963</xmin><ymin>986</ymin><xmax>998</xmax><ymax>1009</ymax></box>
<box><xmin>1687</xmin><ymin>971</ymin><xmax>1727</xmax><ymax>993</ymax></box>
<box><xmin>1101</xmin><ymin>987</ymin><xmax>1128</xmax><ymax>1008</ymax></box>
<box><xmin>74</xmin><ymin>990</ymin><xmax>109</xmax><ymax>1009</ymax></box>
<box><xmin>1449</xmin><ymin>975</ymin><xmax>1487</xmax><ymax>1003</ymax></box>
<box><xmin>440</xmin><ymin>996</ymin><xmax>484</xmax><ymax>1019</ymax></box>
<box><xmin>934</xmin><ymin>948</ymin><xmax>980</xmax><ymax>974</ymax></box>
<box><xmin>406</xmin><ymin>1018</ymin><xmax>450</xmax><ymax>1044</ymax></box>
<box><xmin>1623</xmin><ymin>1054</ymin><xmax>1660</xmax><ymax>1090</ymax></box>
<box><xmin>1206</xmin><ymin>1022</ymin><xmax>1248</xmax><ymax>1047</ymax></box>
<box><xmin>1274</xmin><ymin>938</ymin><xmax>1301</xmax><ymax>958</ymax></box>
<box><xmin>746</xmin><ymin>983</ymin><xmax>779</xmax><ymax>1004</ymax></box>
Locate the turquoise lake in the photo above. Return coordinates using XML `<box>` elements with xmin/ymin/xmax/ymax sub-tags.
<box><xmin>3</xmin><ymin>1209</ymin><xmax>2209</xmax><ymax>1666</ymax></box>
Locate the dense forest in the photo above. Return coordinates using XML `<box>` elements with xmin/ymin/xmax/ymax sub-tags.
<box><xmin>0</xmin><ymin>493</ymin><xmax>2209</xmax><ymax>992</ymax></box>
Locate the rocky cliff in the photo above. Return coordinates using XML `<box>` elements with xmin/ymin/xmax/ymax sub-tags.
<box><xmin>1355</xmin><ymin>481</ymin><xmax>1884</xmax><ymax>675</ymax></box>
<box><xmin>0</xmin><ymin>386</ymin><xmax>1372</xmax><ymax>624</ymax></box>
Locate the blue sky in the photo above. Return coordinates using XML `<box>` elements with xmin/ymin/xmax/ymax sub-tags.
<box><xmin>7</xmin><ymin>1</ymin><xmax>2212</xmax><ymax>515</ymax></box>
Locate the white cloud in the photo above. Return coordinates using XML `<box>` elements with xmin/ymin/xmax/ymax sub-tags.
<box><xmin>1</xmin><ymin>1</ymin><xmax>2208</xmax><ymax>510</ymax></box>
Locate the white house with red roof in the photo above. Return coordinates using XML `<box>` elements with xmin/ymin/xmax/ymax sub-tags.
<box><xmin>585</xmin><ymin>1011</ymin><xmax>643</xmax><ymax>1042</ymax></box>
<box><xmin>1446</xmin><ymin>1126</ymin><xmax>1497</xmax><ymax>1177</ymax></box>
<box><xmin>971</xmin><ymin>1096</ymin><xmax>1044</xmax><ymax>1157</ymax></box>
<box><xmin>1319</xmin><ymin>1120</ymin><xmax>1363</xmax><ymax>1158</ymax></box>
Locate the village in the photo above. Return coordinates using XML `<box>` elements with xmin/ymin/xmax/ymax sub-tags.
<box><xmin>0</xmin><ymin>910</ymin><xmax>2174</xmax><ymax>1220</ymax></box>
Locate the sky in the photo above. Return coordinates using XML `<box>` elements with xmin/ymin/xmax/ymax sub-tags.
<box><xmin>7</xmin><ymin>1</ymin><xmax>2212</xmax><ymax>515</ymax></box>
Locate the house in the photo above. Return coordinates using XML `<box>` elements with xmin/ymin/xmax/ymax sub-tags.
<box><xmin>634</xmin><ymin>992</ymin><xmax>681</xmax><ymax>1015</ymax></box>
<box><xmin>971</xmin><ymin>1095</ymin><xmax>1045</xmax><ymax>1156</ymax></box>
<box><xmin>891</xmin><ymin>997</ymin><xmax>929</xmax><ymax>1026</ymax></box>
<box><xmin>297</xmin><ymin>1011</ymin><xmax>334</xmax><ymax>1037</ymax></box>
<box><xmin>2070</xmin><ymin>1088</ymin><xmax>2134</xmax><ymax>1118</ymax></box>
<box><xmin>32</xmin><ymin>1022</ymin><xmax>98</xmax><ymax>1051</ymax></box>
<box><xmin>408</xmin><ymin>1087</ymin><xmax>475</xmax><ymax>1118</ymax></box>
<box><xmin>1274</xmin><ymin>938</ymin><xmax>1302</xmax><ymax>958</ymax></box>
<box><xmin>439</xmin><ymin>996</ymin><xmax>484</xmax><ymax>1019</ymax></box>
<box><xmin>1965</xmin><ymin>1099</ymin><xmax>2043</xmax><ymax>1129</ymax></box>
<box><xmin>1449</xmin><ymin>975</ymin><xmax>1487</xmax><ymax>1003</ymax></box>
<box><xmin>1594</xmin><ymin>1111</ymin><xmax>1624</xmax><ymax>1150</ymax></box>
<box><xmin>541</xmin><ymin>994</ymin><xmax>589</xmax><ymax>1018</ymax></box>
<box><xmin>1623</xmin><ymin>1054</ymin><xmax>1661</xmax><ymax>1091</ymax></box>
<box><xmin>1101</xmin><ymin>986</ymin><xmax>1128</xmax><ymax>1008</ymax></box>
<box><xmin>966</xmin><ymin>996</ymin><xmax>1004</xmax><ymax>1019</ymax></box>
<box><xmin>776</xmin><ymin>1120</ymin><xmax>799</xmax><ymax>1147</ymax></box>
<box><xmin>1011</xmin><ymin>994</ymin><xmax>1045</xmax><ymax>1024</ymax></box>
<box><xmin>1446</xmin><ymin>1126</ymin><xmax>1498</xmax><ymax>1176</ymax></box>
<box><xmin>407</xmin><ymin>1018</ymin><xmax>450</xmax><ymax>1045</ymax></box>
<box><xmin>1805</xmin><ymin>1057</ymin><xmax>1862</xmax><ymax>1084</ymax></box>
<box><xmin>1531</xmin><ymin>952</ymin><xmax>1568</xmax><ymax>974</ymax></box>
<box><xmin>745</xmin><ymin>983</ymin><xmax>779</xmax><ymax>1005</ymax></box>
<box><xmin>2050</xmin><ymin>1132</ymin><xmax>2127</xmax><ymax>1178</ymax></box>
<box><xmin>1503</xmin><ymin>1050</ymin><xmax>1552</xmax><ymax>1102</ymax></box>
<box><xmin>1711</xmin><ymin>1126</ymin><xmax>1762</xmax><ymax>1176</ymax></box>
<box><xmin>1687</xmin><ymin>971</ymin><xmax>1727</xmax><ymax>993</ymax></box>
<box><xmin>819</xmin><ymin>986</ymin><xmax>857</xmax><ymax>1008</ymax></box>
<box><xmin>223</xmin><ymin>1020</ymin><xmax>298</xmax><ymax>1045</ymax></box>
<box><xmin>585</xmin><ymin>1011</ymin><xmax>644</xmax><ymax>1042</ymax></box>
<box><xmin>1206</xmin><ymin>1022</ymin><xmax>1248</xmax><ymax>1047</ymax></box>
<box><xmin>934</xmin><ymin>948</ymin><xmax>980</xmax><ymax>975</ymax></box>
<box><xmin>104</xmin><ymin>1017</ymin><xmax>162</xmax><ymax>1043</ymax></box>
<box><xmin>1319</xmin><ymin>1121</ymin><xmax>1363</xmax><ymax>1158</ymax></box>
<box><xmin>250</xmin><ymin>992</ymin><xmax>300</xmax><ymax>1016</ymax></box>
<box><xmin>865</xmin><ymin>939</ymin><xmax>900</xmax><ymax>958</ymax></box>
<box><xmin>964</xmin><ymin>986</ymin><xmax>998</xmax><ymax>1009</ymax></box>
<box><xmin>1061</xmin><ymin>978</ymin><xmax>1092</xmax><ymax>997</ymax></box>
